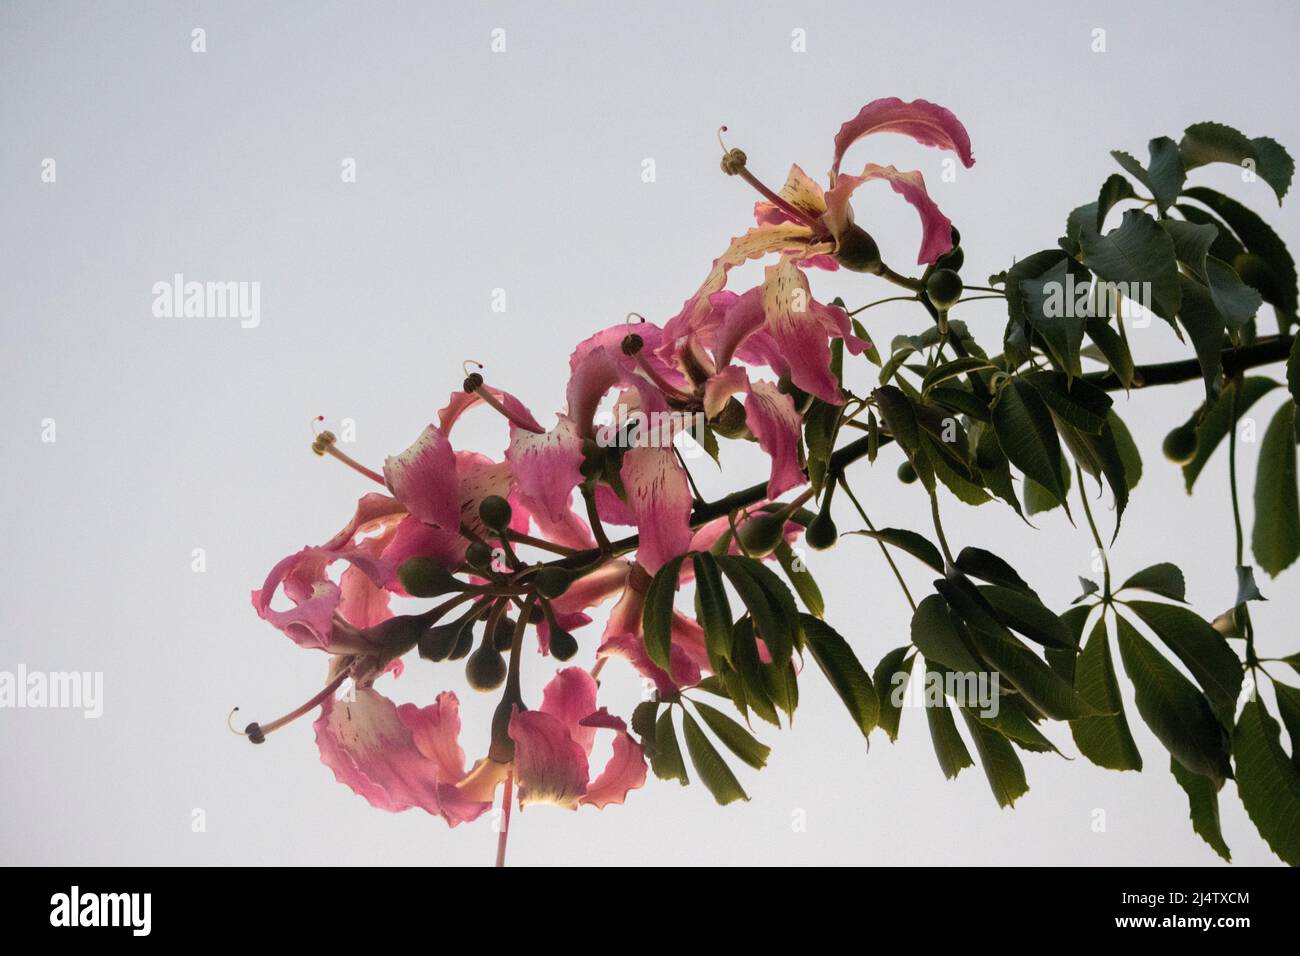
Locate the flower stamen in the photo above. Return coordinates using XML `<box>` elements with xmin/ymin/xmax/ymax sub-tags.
<box><xmin>311</xmin><ymin>424</ymin><xmax>386</xmax><ymax>485</ymax></box>
<box><xmin>462</xmin><ymin>363</ymin><xmax>545</xmax><ymax>434</ymax></box>
<box><xmin>232</xmin><ymin>668</ymin><xmax>350</xmax><ymax>744</ymax></box>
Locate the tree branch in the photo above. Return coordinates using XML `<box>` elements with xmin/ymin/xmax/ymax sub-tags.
<box><xmin>554</xmin><ymin>334</ymin><xmax>1295</xmax><ymax>569</ymax></box>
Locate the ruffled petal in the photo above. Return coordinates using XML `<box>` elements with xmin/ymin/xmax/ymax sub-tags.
<box><xmin>506</xmin><ymin>416</ymin><xmax>592</xmax><ymax>548</ymax></box>
<box><xmin>703</xmin><ymin>364</ymin><xmax>750</xmax><ymax>420</ymax></box>
<box><xmin>315</xmin><ymin>687</ymin><xmax>485</xmax><ymax>823</ymax></box>
<box><xmin>398</xmin><ymin>691</ymin><xmax>470</xmax><ymax>784</ymax></box>
<box><xmin>753</xmin><ymin>164</ymin><xmax>828</xmax><ymax>226</ymax></box>
<box><xmin>827</xmin><ymin>163</ymin><xmax>955</xmax><ymax>266</ymax></box>
<box><xmin>597</xmin><ymin>633</ymin><xmax>701</xmax><ymax>695</ymax></box>
<box><xmin>619</xmin><ymin>446</ymin><xmax>694</xmax><ymax>574</ymax></box>
<box><xmin>744</xmin><ymin>380</ymin><xmax>806</xmax><ymax>498</ymax></box>
<box><xmin>383</xmin><ymin>426</ymin><xmax>460</xmax><ymax>529</ymax></box>
<box><xmin>760</xmin><ymin>259</ymin><xmax>841</xmax><ymax>404</ymax></box>
<box><xmin>578</xmin><ymin>710</ymin><xmax>648</xmax><ymax>809</ymax></box>
<box><xmin>540</xmin><ymin>667</ymin><xmax>600</xmax><ymax>756</ymax></box>
<box><xmin>830</xmin><ymin>96</ymin><xmax>975</xmax><ymax>177</ymax></box>
<box><xmin>508</xmin><ymin>709</ymin><xmax>589</xmax><ymax>809</ymax></box>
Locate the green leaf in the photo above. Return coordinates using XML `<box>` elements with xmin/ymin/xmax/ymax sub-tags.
<box><xmin>967</xmin><ymin>625</ymin><xmax>1101</xmax><ymax>720</ymax></box>
<box><xmin>993</xmin><ymin>379</ymin><xmax>1070</xmax><ymax>513</ymax></box>
<box><xmin>1019</xmin><ymin>259</ymin><xmax>1086</xmax><ymax>378</ymax></box>
<box><xmin>1289</xmin><ymin>335</ymin><xmax>1300</xmax><ymax>405</ymax></box>
<box><xmin>850</xmin><ymin>527</ymin><xmax>945</xmax><ymax>573</ymax></box>
<box><xmin>1069</xmin><ymin>618</ymin><xmax>1143</xmax><ymax>771</ymax></box>
<box><xmin>910</xmin><ymin>594</ymin><xmax>983</xmax><ymax>673</ymax></box>
<box><xmin>1234</xmin><ymin>698</ymin><xmax>1300</xmax><ymax>865</ymax></box>
<box><xmin>716</xmin><ymin>555</ymin><xmax>795</xmax><ymax>671</ymax></box>
<box><xmin>1127</xmin><ymin>601</ymin><xmax>1243</xmax><ymax>723</ymax></box>
<box><xmin>954</xmin><ymin>546</ymin><xmax>1035</xmax><ymax>595</ymax></box>
<box><xmin>642</xmin><ymin>555</ymin><xmax>685</xmax><ymax>670</ymax></box>
<box><xmin>1183</xmin><ymin>376</ymin><xmax>1281</xmax><ymax>491</ymax></box>
<box><xmin>775</xmin><ymin>541</ymin><xmax>824</xmax><ymax>619</ymax></box>
<box><xmin>1119</xmin><ymin>563</ymin><xmax>1187</xmax><ymax>602</ymax></box>
<box><xmin>924</xmin><ymin>662</ymin><xmax>974</xmax><ymax>779</ymax></box>
<box><xmin>1273</xmin><ymin>682</ymin><xmax>1300</xmax><ymax>772</ymax></box>
<box><xmin>1182</xmin><ymin>186</ymin><xmax>1298</xmax><ymax>317</ymax></box>
<box><xmin>631</xmin><ymin>700</ymin><xmax>659</xmax><ymax>757</ymax></box>
<box><xmin>680</xmin><ymin>710</ymin><xmax>748</xmax><ymax>805</ymax></box>
<box><xmin>1096</xmin><ymin>173</ymin><xmax>1138</xmax><ymax>230</ymax></box>
<box><xmin>1084</xmin><ymin>315</ymin><xmax>1136</xmax><ymax>390</ymax></box>
<box><xmin>1145</xmin><ymin>136</ymin><xmax>1186</xmax><ymax>212</ymax></box>
<box><xmin>1173</xmin><ymin>275</ymin><xmax>1226</xmax><ymax>396</ymax></box>
<box><xmin>650</xmin><ymin>709</ymin><xmax>688</xmax><ymax>785</ymax></box>
<box><xmin>1114</xmin><ymin>615</ymin><xmax>1232</xmax><ymax>784</ymax></box>
<box><xmin>1179</xmin><ymin>122</ymin><xmax>1294</xmax><ymax>203</ymax></box>
<box><xmin>1170</xmin><ymin>756</ymin><xmax>1231</xmax><ymax>862</ymax></box>
<box><xmin>1108</xmin><ymin>410</ymin><xmax>1143</xmax><ymax>491</ymax></box>
<box><xmin>961</xmin><ymin>710</ymin><xmax>1029</xmax><ymax>808</ymax></box>
<box><xmin>691</xmin><ymin>552</ymin><xmax>733</xmax><ymax>671</ymax></box>
<box><xmin>1173</xmin><ymin>203</ymin><xmax>1247</xmax><ymax>263</ymax></box>
<box><xmin>1077</xmin><ymin>209</ymin><xmax>1182</xmax><ymax>321</ymax></box>
<box><xmin>690</xmin><ymin>700</ymin><xmax>771</xmax><ymax>769</ymax></box>
<box><xmin>802</xmin><ymin>615</ymin><xmax>878</xmax><ymax>739</ymax></box>
<box><xmin>1252</xmin><ymin>399</ymin><xmax>1300</xmax><ymax>576</ymax></box>
<box><xmin>978</xmin><ymin>585</ymin><xmax>1074</xmax><ymax>651</ymax></box>
<box><xmin>1023</xmin><ymin>456</ymin><xmax>1071</xmax><ymax>515</ymax></box>
<box><xmin>922</xmin><ymin>356</ymin><xmax>993</xmax><ymax>395</ymax></box>
<box><xmin>730</xmin><ymin>617</ymin><xmax>779</xmax><ymax>728</ymax></box>
<box><xmin>873</xmin><ymin>646</ymin><xmax>914</xmax><ymax>742</ymax></box>
<box><xmin>1027</xmin><ymin>371</ymin><xmax>1113</xmax><ymax>434</ymax></box>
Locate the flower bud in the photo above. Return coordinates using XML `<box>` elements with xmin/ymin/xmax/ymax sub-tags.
<box><xmin>739</xmin><ymin>512</ymin><xmax>787</xmax><ymax>559</ymax></box>
<box><xmin>397</xmin><ymin>558</ymin><xmax>463</xmax><ymax>598</ymax></box>
<box><xmin>897</xmin><ymin>460</ymin><xmax>918</xmax><ymax>484</ymax></box>
<box><xmin>834</xmin><ymin>224</ymin><xmax>882</xmax><ymax>274</ymax></box>
<box><xmin>466</xmin><ymin>641</ymin><xmax>507</xmax><ymax>691</ymax></box>
<box><xmin>926</xmin><ymin>269</ymin><xmax>964</xmax><ymax>310</ymax></box>
<box><xmin>806</xmin><ymin>504</ymin><xmax>839</xmax><ymax>550</ymax></box>
<box><xmin>492</xmin><ymin>614</ymin><xmax>516</xmax><ymax>652</ymax></box>
<box><xmin>478</xmin><ymin>494</ymin><xmax>513</xmax><ymax>532</ymax></box>
<box><xmin>1162</xmin><ymin>425</ymin><xmax>1198</xmax><ymax>465</ymax></box>
<box><xmin>466</xmin><ymin>540</ymin><xmax>494</xmax><ymax>570</ymax></box>
<box><xmin>419</xmin><ymin>620</ymin><xmax>464</xmax><ymax>662</ymax></box>
<box><xmin>534</xmin><ymin>566</ymin><xmax>576</xmax><ymax>599</ymax></box>
<box><xmin>548</xmin><ymin>627</ymin><xmax>579</xmax><ymax>661</ymax></box>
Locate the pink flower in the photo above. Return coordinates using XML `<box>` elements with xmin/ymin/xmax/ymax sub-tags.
<box><xmin>508</xmin><ymin>668</ymin><xmax>647</xmax><ymax>809</ymax></box>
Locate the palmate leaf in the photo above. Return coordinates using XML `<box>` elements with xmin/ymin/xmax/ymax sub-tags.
<box><xmin>910</xmin><ymin>594</ymin><xmax>983</xmax><ymax>673</ymax></box>
<box><xmin>1252</xmin><ymin>399</ymin><xmax>1300</xmax><ymax>576</ymax></box>
<box><xmin>692</xmin><ymin>552</ymin><xmax>733</xmax><ymax>672</ymax></box>
<box><xmin>953</xmin><ymin>546</ymin><xmax>1036</xmax><ymax>594</ymax></box>
<box><xmin>1126</xmin><ymin>601</ymin><xmax>1243</xmax><ymax>723</ymax></box>
<box><xmin>977</xmin><ymin>585</ymin><xmax>1074</xmax><ymax>651</ymax></box>
<box><xmin>1114</xmin><ymin>615</ymin><xmax>1232</xmax><ymax>785</ymax></box>
<box><xmin>993</xmin><ymin>379</ymin><xmax>1070</xmax><ymax>513</ymax></box>
<box><xmin>961</xmin><ymin>710</ymin><xmax>1029</xmax><ymax>809</ymax></box>
<box><xmin>1178</xmin><ymin>122</ymin><xmax>1294</xmax><ymax>203</ymax></box>
<box><xmin>690</xmin><ymin>700</ymin><xmax>771</xmax><ymax>770</ymax></box>
<box><xmin>1077</xmin><ymin>209</ymin><xmax>1182</xmax><ymax>322</ymax></box>
<box><xmin>775</xmin><ymin>541</ymin><xmax>824</xmax><ymax>619</ymax></box>
<box><xmin>1183</xmin><ymin>376</ymin><xmax>1281</xmax><ymax>492</ymax></box>
<box><xmin>966</xmin><ymin>624</ymin><xmax>1101</xmax><ymax>721</ymax></box>
<box><xmin>642</xmin><ymin>555</ymin><xmax>685</xmax><ymax>670</ymax></box>
<box><xmin>850</xmin><ymin>527</ymin><xmax>945</xmax><ymax>573</ymax></box>
<box><xmin>1181</xmin><ymin>186</ymin><xmax>1298</xmax><ymax>319</ymax></box>
<box><xmin>1170</xmin><ymin>756</ymin><xmax>1231</xmax><ymax>862</ymax></box>
<box><xmin>802</xmin><ymin>615</ymin><xmax>878</xmax><ymax>740</ymax></box>
<box><xmin>1069</xmin><ymin>618</ymin><xmax>1143</xmax><ymax>771</ymax></box>
<box><xmin>1234</xmin><ymin>698</ymin><xmax>1300</xmax><ymax>866</ymax></box>
<box><xmin>1119</xmin><ymin>563</ymin><xmax>1187</xmax><ymax>602</ymax></box>
<box><xmin>650</xmin><ymin>709</ymin><xmax>688</xmax><ymax>785</ymax></box>
<box><xmin>924</xmin><ymin>662</ymin><xmax>975</xmax><ymax>780</ymax></box>
<box><xmin>874</xmin><ymin>646</ymin><xmax>914</xmax><ymax>742</ymax></box>
<box><xmin>680</xmin><ymin>710</ymin><xmax>748</xmax><ymax>806</ymax></box>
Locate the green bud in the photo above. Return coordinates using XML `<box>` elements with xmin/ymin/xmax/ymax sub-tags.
<box><xmin>834</xmin><ymin>224</ymin><xmax>883</xmax><ymax>274</ymax></box>
<box><xmin>492</xmin><ymin>615</ymin><xmax>516</xmax><ymax>652</ymax></box>
<box><xmin>925</xmin><ymin>268</ymin><xmax>964</xmax><ymax>310</ymax></box>
<box><xmin>534</xmin><ymin>566</ymin><xmax>576</xmax><ymax>599</ymax></box>
<box><xmin>739</xmin><ymin>512</ymin><xmax>787</xmax><ymax>559</ymax></box>
<box><xmin>449</xmin><ymin>624</ymin><xmax>476</xmax><ymax>661</ymax></box>
<box><xmin>478</xmin><ymin>494</ymin><xmax>513</xmax><ymax>532</ymax></box>
<box><xmin>806</xmin><ymin>505</ymin><xmax>839</xmax><ymax>550</ymax></box>
<box><xmin>548</xmin><ymin>627</ymin><xmax>579</xmax><ymax>661</ymax></box>
<box><xmin>418</xmin><ymin>620</ymin><xmax>463</xmax><ymax>662</ymax></box>
<box><xmin>897</xmin><ymin>460</ymin><xmax>918</xmax><ymax>485</ymax></box>
<box><xmin>1162</xmin><ymin>425</ymin><xmax>1198</xmax><ymax>465</ymax></box>
<box><xmin>397</xmin><ymin>558</ymin><xmax>463</xmax><ymax>598</ymax></box>
<box><xmin>465</xmin><ymin>641</ymin><xmax>507</xmax><ymax>691</ymax></box>
<box><xmin>465</xmin><ymin>540</ymin><xmax>494</xmax><ymax>570</ymax></box>
<box><xmin>935</xmin><ymin>244</ymin><xmax>964</xmax><ymax>272</ymax></box>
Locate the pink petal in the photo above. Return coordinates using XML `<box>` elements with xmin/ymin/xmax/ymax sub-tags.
<box><xmin>670</xmin><ymin>611</ymin><xmax>713</xmax><ymax>675</ymax></box>
<box><xmin>708</xmin><ymin>288</ymin><xmax>768</xmax><ymax>369</ymax></box>
<box><xmin>380</xmin><ymin>516</ymin><xmax>466</xmax><ymax>588</ymax></box>
<box><xmin>508</xmin><ymin>709</ymin><xmax>589</xmax><ymax>809</ymax></box>
<box><xmin>540</xmin><ymin>667</ymin><xmax>600</xmax><ymax>756</ymax></box>
<box><xmin>506</xmin><ymin>416</ymin><xmax>591</xmax><ymax>546</ymax></box>
<box><xmin>827</xmin><ymin>163</ymin><xmax>955</xmax><ymax>266</ymax></box>
<box><xmin>383</xmin><ymin>426</ymin><xmax>460</xmax><ymax>529</ymax></box>
<box><xmin>435</xmin><ymin>385</ymin><xmax>544</xmax><ymax>436</ymax></box>
<box><xmin>744</xmin><ymin>380</ymin><xmax>806</xmax><ymax>498</ymax></box>
<box><xmin>597</xmin><ymin>633</ymin><xmax>701</xmax><ymax>695</ymax></box>
<box><xmin>322</xmin><ymin>493</ymin><xmax>408</xmax><ymax>550</ymax></box>
<box><xmin>760</xmin><ymin>259</ymin><xmax>842</xmax><ymax>404</ymax></box>
<box><xmin>398</xmin><ymin>691</ymin><xmax>470</xmax><ymax>784</ymax></box>
<box><xmin>315</xmin><ymin>687</ymin><xmax>487</xmax><ymax>825</ymax></box>
<box><xmin>753</xmin><ymin>164</ymin><xmax>829</xmax><ymax>226</ymax></box>
<box><xmin>831</xmin><ymin>97</ymin><xmax>975</xmax><ymax>177</ymax></box>
<box><xmin>594</xmin><ymin>483</ymin><xmax>636</xmax><ymax>526</ymax></box>
<box><xmin>338</xmin><ymin>562</ymin><xmax>393</xmax><ymax>630</ymax></box>
<box><xmin>619</xmin><ymin>446</ymin><xmax>694</xmax><ymax>574</ymax></box>
<box><xmin>703</xmin><ymin>365</ymin><xmax>750</xmax><ymax>419</ymax></box>
<box><xmin>578</xmin><ymin>709</ymin><xmax>648</xmax><ymax>809</ymax></box>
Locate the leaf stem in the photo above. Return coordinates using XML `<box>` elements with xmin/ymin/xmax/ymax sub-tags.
<box><xmin>1075</xmin><ymin>462</ymin><xmax>1111</xmax><ymax>600</ymax></box>
<box><xmin>837</xmin><ymin>475</ymin><xmax>917</xmax><ymax>612</ymax></box>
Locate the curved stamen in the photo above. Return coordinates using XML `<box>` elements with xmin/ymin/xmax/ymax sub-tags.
<box><xmin>462</xmin><ymin>367</ymin><xmax>545</xmax><ymax>434</ymax></box>
<box><xmin>235</xmin><ymin>669</ymin><xmax>350</xmax><ymax>745</ymax></box>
